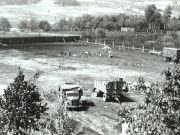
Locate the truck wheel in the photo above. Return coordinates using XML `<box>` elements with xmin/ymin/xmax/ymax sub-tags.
<box><xmin>165</xmin><ymin>57</ymin><xmax>171</xmax><ymax>62</ymax></box>
<box><xmin>103</xmin><ymin>94</ymin><xmax>108</xmax><ymax>102</ymax></box>
<box><xmin>94</xmin><ymin>91</ymin><xmax>101</xmax><ymax>97</ymax></box>
<box><xmin>165</xmin><ymin>57</ymin><xmax>168</xmax><ymax>62</ymax></box>
<box><xmin>64</xmin><ymin>102</ymin><xmax>69</xmax><ymax>110</ymax></box>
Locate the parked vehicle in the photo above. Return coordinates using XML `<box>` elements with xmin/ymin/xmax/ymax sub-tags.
<box><xmin>163</xmin><ymin>47</ymin><xmax>180</xmax><ymax>63</ymax></box>
<box><xmin>60</xmin><ymin>82</ymin><xmax>83</xmax><ymax>109</ymax></box>
<box><xmin>93</xmin><ymin>78</ymin><xmax>128</xmax><ymax>102</ymax></box>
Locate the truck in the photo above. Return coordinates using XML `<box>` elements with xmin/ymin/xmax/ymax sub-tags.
<box><xmin>60</xmin><ymin>83</ymin><xmax>83</xmax><ymax>109</ymax></box>
<box><xmin>163</xmin><ymin>47</ymin><xmax>180</xmax><ymax>63</ymax></box>
<box><xmin>93</xmin><ymin>78</ymin><xmax>128</xmax><ymax>102</ymax></box>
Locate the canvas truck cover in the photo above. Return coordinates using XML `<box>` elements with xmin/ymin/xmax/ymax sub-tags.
<box><xmin>61</xmin><ymin>83</ymin><xmax>81</xmax><ymax>92</ymax></box>
<box><xmin>163</xmin><ymin>47</ymin><xmax>180</xmax><ymax>59</ymax></box>
<box><xmin>94</xmin><ymin>79</ymin><xmax>124</xmax><ymax>94</ymax></box>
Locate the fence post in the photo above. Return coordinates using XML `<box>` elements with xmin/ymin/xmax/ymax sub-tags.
<box><xmin>132</xmin><ymin>44</ymin><xmax>134</xmax><ymax>50</ymax></box>
<box><xmin>104</xmin><ymin>41</ymin><xmax>106</xmax><ymax>46</ymax></box>
<box><xmin>153</xmin><ymin>47</ymin><xmax>155</xmax><ymax>51</ymax></box>
<box><xmin>122</xmin><ymin>42</ymin><xmax>125</xmax><ymax>50</ymax></box>
<box><xmin>87</xmin><ymin>38</ymin><xmax>89</xmax><ymax>43</ymax></box>
<box><xmin>142</xmin><ymin>46</ymin><xmax>144</xmax><ymax>52</ymax></box>
<box><xmin>112</xmin><ymin>41</ymin><xmax>115</xmax><ymax>48</ymax></box>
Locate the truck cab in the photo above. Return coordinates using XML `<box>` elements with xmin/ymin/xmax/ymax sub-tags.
<box><xmin>60</xmin><ymin>83</ymin><xmax>83</xmax><ymax>109</ymax></box>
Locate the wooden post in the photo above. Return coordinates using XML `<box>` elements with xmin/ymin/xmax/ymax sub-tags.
<box><xmin>132</xmin><ymin>44</ymin><xmax>134</xmax><ymax>50</ymax></box>
<box><xmin>104</xmin><ymin>41</ymin><xmax>106</xmax><ymax>46</ymax></box>
<box><xmin>122</xmin><ymin>42</ymin><xmax>125</xmax><ymax>50</ymax></box>
<box><xmin>142</xmin><ymin>46</ymin><xmax>144</xmax><ymax>52</ymax></box>
<box><xmin>87</xmin><ymin>38</ymin><xmax>89</xmax><ymax>43</ymax></box>
<box><xmin>112</xmin><ymin>41</ymin><xmax>115</xmax><ymax>48</ymax></box>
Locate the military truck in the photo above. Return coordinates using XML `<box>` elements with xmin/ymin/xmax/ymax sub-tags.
<box><xmin>163</xmin><ymin>47</ymin><xmax>180</xmax><ymax>63</ymax></box>
<box><xmin>60</xmin><ymin>83</ymin><xmax>83</xmax><ymax>109</ymax></box>
<box><xmin>93</xmin><ymin>78</ymin><xmax>128</xmax><ymax>102</ymax></box>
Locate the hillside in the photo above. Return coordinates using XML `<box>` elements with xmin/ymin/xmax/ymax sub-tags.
<box><xmin>0</xmin><ymin>0</ymin><xmax>178</xmax><ymax>27</ymax></box>
<box><xmin>0</xmin><ymin>0</ymin><xmax>40</xmax><ymax>5</ymax></box>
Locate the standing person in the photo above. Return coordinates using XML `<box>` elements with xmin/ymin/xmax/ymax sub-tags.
<box><xmin>122</xmin><ymin>119</ymin><xmax>130</xmax><ymax>135</ymax></box>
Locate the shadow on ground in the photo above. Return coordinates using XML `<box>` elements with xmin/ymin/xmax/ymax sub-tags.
<box><xmin>95</xmin><ymin>92</ymin><xmax>134</xmax><ymax>103</ymax></box>
<box><xmin>69</xmin><ymin>100</ymin><xmax>95</xmax><ymax>111</ymax></box>
<box><xmin>119</xmin><ymin>93</ymin><xmax>134</xmax><ymax>103</ymax></box>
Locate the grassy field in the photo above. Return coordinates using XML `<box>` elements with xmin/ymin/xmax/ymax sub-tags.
<box><xmin>97</xmin><ymin>31</ymin><xmax>180</xmax><ymax>51</ymax></box>
<box><xmin>0</xmin><ymin>43</ymin><xmax>172</xmax><ymax>134</ymax></box>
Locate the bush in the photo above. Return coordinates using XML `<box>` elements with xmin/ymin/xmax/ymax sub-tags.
<box><xmin>18</xmin><ymin>20</ymin><xmax>29</xmax><ymax>31</ymax></box>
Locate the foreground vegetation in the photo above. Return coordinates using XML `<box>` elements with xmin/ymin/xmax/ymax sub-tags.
<box><xmin>0</xmin><ymin>68</ymin><xmax>79</xmax><ymax>135</ymax></box>
<box><xmin>118</xmin><ymin>67</ymin><xmax>180</xmax><ymax>135</ymax></box>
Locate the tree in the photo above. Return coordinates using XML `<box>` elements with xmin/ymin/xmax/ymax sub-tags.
<box><xmin>28</xmin><ymin>19</ymin><xmax>39</xmax><ymax>32</ymax></box>
<box><xmin>133</xmin><ymin>16</ymin><xmax>148</xmax><ymax>32</ymax></box>
<box><xmin>162</xmin><ymin>5</ymin><xmax>172</xmax><ymax>30</ymax></box>
<box><xmin>153</xmin><ymin>11</ymin><xmax>162</xmax><ymax>31</ymax></box>
<box><xmin>95</xmin><ymin>28</ymin><xmax>106</xmax><ymax>39</ymax></box>
<box><xmin>145</xmin><ymin>4</ymin><xmax>157</xmax><ymax>24</ymax></box>
<box><xmin>0</xmin><ymin>68</ymin><xmax>48</xmax><ymax>134</ymax></box>
<box><xmin>39</xmin><ymin>20</ymin><xmax>51</xmax><ymax>32</ymax></box>
<box><xmin>57</xmin><ymin>0</ymin><xmax>80</xmax><ymax>6</ymax></box>
<box><xmin>0</xmin><ymin>17</ymin><xmax>12</xmax><ymax>31</ymax></box>
<box><xmin>120</xmin><ymin>67</ymin><xmax>180</xmax><ymax>135</ymax></box>
<box><xmin>145</xmin><ymin>4</ymin><xmax>162</xmax><ymax>32</ymax></box>
<box><xmin>168</xmin><ymin>18</ymin><xmax>180</xmax><ymax>31</ymax></box>
<box><xmin>58</xmin><ymin>19</ymin><xmax>68</xmax><ymax>31</ymax></box>
<box><xmin>18</xmin><ymin>20</ymin><xmax>29</xmax><ymax>31</ymax></box>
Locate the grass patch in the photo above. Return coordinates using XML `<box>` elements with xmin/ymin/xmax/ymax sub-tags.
<box><xmin>43</xmin><ymin>89</ymin><xmax>59</xmax><ymax>102</ymax></box>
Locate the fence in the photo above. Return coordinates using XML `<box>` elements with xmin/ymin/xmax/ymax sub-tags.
<box><xmin>81</xmin><ymin>38</ymin><xmax>162</xmax><ymax>56</ymax></box>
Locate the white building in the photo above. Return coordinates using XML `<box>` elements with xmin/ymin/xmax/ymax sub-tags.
<box><xmin>121</xmin><ymin>27</ymin><xmax>135</xmax><ymax>32</ymax></box>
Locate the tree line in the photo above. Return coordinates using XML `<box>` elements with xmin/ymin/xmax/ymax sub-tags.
<box><xmin>0</xmin><ymin>4</ymin><xmax>180</xmax><ymax>36</ymax></box>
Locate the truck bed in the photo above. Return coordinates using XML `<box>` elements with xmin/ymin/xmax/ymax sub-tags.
<box><xmin>163</xmin><ymin>47</ymin><xmax>180</xmax><ymax>59</ymax></box>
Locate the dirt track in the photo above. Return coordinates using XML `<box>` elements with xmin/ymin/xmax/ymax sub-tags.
<box><xmin>0</xmin><ymin>44</ymin><xmax>171</xmax><ymax>134</ymax></box>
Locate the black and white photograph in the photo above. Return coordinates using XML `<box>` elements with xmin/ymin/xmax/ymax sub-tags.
<box><xmin>0</xmin><ymin>0</ymin><xmax>180</xmax><ymax>135</ymax></box>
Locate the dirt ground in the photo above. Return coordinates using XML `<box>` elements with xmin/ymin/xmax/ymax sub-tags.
<box><xmin>0</xmin><ymin>43</ymin><xmax>172</xmax><ymax>134</ymax></box>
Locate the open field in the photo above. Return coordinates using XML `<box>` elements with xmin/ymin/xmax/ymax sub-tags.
<box><xmin>0</xmin><ymin>43</ymin><xmax>172</xmax><ymax>134</ymax></box>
